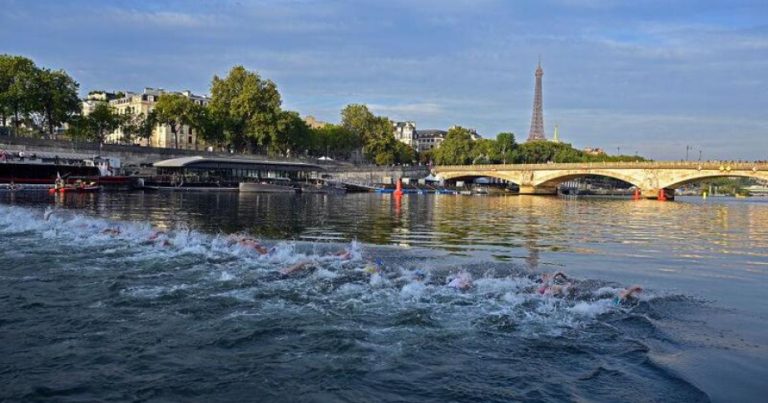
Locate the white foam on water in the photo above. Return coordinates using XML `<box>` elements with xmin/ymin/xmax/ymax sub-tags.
<box><xmin>568</xmin><ymin>299</ymin><xmax>614</xmax><ymax>317</ymax></box>
<box><xmin>502</xmin><ymin>291</ymin><xmax>526</xmax><ymax>306</ymax></box>
<box><xmin>314</xmin><ymin>267</ymin><xmax>338</xmax><ymax>279</ymax></box>
<box><xmin>475</xmin><ymin>276</ymin><xmax>534</xmax><ymax>294</ymax></box>
<box><xmin>0</xmin><ymin>204</ymin><xmax>650</xmax><ymax>336</ymax></box>
<box><xmin>213</xmin><ymin>289</ymin><xmax>257</xmax><ymax>302</ymax></box>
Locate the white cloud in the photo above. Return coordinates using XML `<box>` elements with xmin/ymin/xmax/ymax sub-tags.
<box><xmin>107</xmin><ymin>9</ymin><xmax>217</xmax><ymax>29</ymax></box>
<box><xmin>368</xmin><ymin>102</ymin><xmax>444</xmax><ymax>117</ymax></box>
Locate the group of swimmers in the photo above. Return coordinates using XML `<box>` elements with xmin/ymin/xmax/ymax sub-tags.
<box><xmin>43</xmin><ymin>207</ymin><xmax>644</xmax><ymax>304</ymax></box>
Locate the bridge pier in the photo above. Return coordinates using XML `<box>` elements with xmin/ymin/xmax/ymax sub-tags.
<box><xmin>641</xmin><ymin>188</ymin><xmax>675</xmax><ymax>200</ymax></box>
<box><xmin>518</xmin><ymin>185</ymin><xmax>558</xmax><ymax>195</ymax></box>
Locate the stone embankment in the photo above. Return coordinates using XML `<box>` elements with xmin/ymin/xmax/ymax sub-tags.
<box><xmin>0</xmin><ymin>137</ymin><xmax>308</xmax><ymax>169</ymax></box>
<box><xmin>0</xmin><ymin>137</ymin><xmax>430</xmax><ymax>184</ymax></box>
<box><xmin>322</xmin><ymin>165</ymin><xmax>430</xmax><ymax>186</ymax></box>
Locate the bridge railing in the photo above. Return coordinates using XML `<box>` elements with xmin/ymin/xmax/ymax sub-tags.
<box><xmin>434</xmin><ymin>161</ymin><xmax>768</xmax><ymax>171</ymax></box>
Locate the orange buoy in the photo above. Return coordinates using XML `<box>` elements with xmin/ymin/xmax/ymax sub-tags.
<box><xmin>658</xmin><ymin>188</ymin><xmax>667</xmax><ymax>201</ymax></box>
<box><xmin>394</xmin><ymin>178</ymin><xmax>403</xmax><ymax>196</ymax></box>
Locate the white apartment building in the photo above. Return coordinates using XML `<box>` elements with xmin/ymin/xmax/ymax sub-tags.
<box><xmin>96</xmin><ymin>88</ymin><xmax>209</xmax><ymax>150</ymax></box>
<box><xmin>393</xmin><ymin>121</ymin><xmax>417</xmax><ymax>149</ymax></box>
<box><xmin>81</xmin><ymin>91</ymin><xmax>118</xmax><ymax>116</ymax></box>
<box><xmin>394</xmin><ymin>121</ymin><xmax>481</xmax><ymax>153</ymax></box>
<box><xmin>414</xmin><ymin>129</ymin><xmax>448</xmax><ymax>153</ymax></box>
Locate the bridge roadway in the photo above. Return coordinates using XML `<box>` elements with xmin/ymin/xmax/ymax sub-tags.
<box><xmin>433</xmin><ymin>161</ymin><xmax>768</xmax><ymax>199</ymax></box>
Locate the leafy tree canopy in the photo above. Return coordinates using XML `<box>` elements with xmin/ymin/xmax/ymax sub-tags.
<box><xmin>432</xmin><ymin>126</ymin><xmax>475</xmax><ymax>165</ymax></box>
<box><xmin>0</xmin><ymin>55</ymin><xmax>79</xmax><ymax>137</ymax></box>
<box><xmin>209</xmin><ymin>65</ymin><xmax>282</xmax><ymax>152</ymax></box>
<box><xmin>154</xmin><ymin>93</ymin><xmax>197</xmax><ymax>149</ymax></box>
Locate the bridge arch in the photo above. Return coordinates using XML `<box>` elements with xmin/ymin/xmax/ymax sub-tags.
<box><xmin>659</xmin><ymin>171</ymin><xmax>768</xmax><ymax>189</ymax></box>
<box><xmin>533</xmin><ymin>170</ymin><xmax>642</xmax><ymax>189</ymax></box>
<box><xmin>434</xmin><ymin>171</ymin><xmax>521</xmax><ymax>186</ymax></box>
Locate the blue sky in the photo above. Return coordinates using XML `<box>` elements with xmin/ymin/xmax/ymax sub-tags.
<box><xmin>2</xmin><ymin>0</ymin><xmax>767</xmax><ymax>160</ymax></box>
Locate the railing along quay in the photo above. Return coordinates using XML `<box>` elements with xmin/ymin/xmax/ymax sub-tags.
<box><xmin>435</xmin><ymin>161</ymin><xmax>768</xmax><ymax>171</ymax></box>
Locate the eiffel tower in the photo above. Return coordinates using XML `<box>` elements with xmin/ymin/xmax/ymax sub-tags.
<box><xmin>527</xmin><ymin>60</ymin><xmax>546</xmax><ymax>142</ymax></box>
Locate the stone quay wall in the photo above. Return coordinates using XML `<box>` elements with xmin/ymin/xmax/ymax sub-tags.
<box><xmin>324</xmin><ymin>165</ymin><xmax>430</xmax><ymax>185</ymax></box>
<box><xmin>0</xmin><ymin>137</ymin><xmax>430</xmax><ymax>183</ymax></box>
<box><xmin>0</xmin><ymin>137</ymin><xmax>325</xmax><ymax>172</ymax></box>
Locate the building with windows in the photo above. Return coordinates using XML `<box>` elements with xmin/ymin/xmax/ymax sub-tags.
<box><xmin>393</xmin><ymin>121</ymin><xmax>417</xmax><ymax>149</ymax></box>
<box><xmin>414</xmin><ymin>129</ymin><xmax>447</xmax><ymax>153</ymax></box>
<box><xmin>81</xmin><ymin>91</ymin><xmax>119</xmax><ymax>116</ymax></box>
<box><xmin>393</xmin><ymin>122</ymin><xmax>481</xmax><ymax>153</ymax></box>
<box><xmin>85</xmin><ymin>88</ymin><xmax>209</xmax><ymax>150</ymax></box>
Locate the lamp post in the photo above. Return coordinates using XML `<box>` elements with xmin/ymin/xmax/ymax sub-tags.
<box><xmin>698</xmin><ymin>149</ymin><xmax>702</xmax><ymax>161</ymax></box>
<box><xmin>686</xmin><ymin>145</ymin><xmax>691</xmax><ymax>161</ymax></box>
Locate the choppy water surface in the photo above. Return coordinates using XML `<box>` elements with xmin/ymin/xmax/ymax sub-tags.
<box><xmin>1</xmin><ymin>192</ymin><xmax>767</xmax><ymax>402</ymax></box>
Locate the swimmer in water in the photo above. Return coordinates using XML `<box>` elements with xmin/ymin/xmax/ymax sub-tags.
<box><xmin>102</xmin><ymin>227</ymin><xmax>121</xmax><ymax>236</ymax></box>
<box><xmin>43</xmin><ymin>207</ymin><xmax>54</xmax><ymax>222</ymax></box>
<box><xmin>615</xmin><ymin>285</ymin><xmax>643</xmax><ymax>304</ymax></box>
<box><xmin>148</xmin><ymin>230</ymin><xmax>165</xmax><ymax>241</ymax></box>
<box><xmin>363</xmin><ymin>260</ymin><xmax>381</xmax><ymax>275</ymax></box>
<box><xmin>330</xmin><ymin>246</ymin><xmax>353</xmax><ymax>260</ymax></box>
<box><xmin>538</xmin><ymin>271</ymin><xmax>573</xmax><ymax>296</ymax></box>
<box><xmin>280</xmin><ymin>259</ymin><xmax>316</xmax><ymax>276</ymax></box>
<box><xmin>145</xmin><ymin>229</ymin><xmax>173</xmax><ymax>247</ymax></box>
<box><xmin>228</xmin><ymin>234</ymin><xmax>269</xmax><ymax>255</ymax></box>
<box><xmin>447</xmin><ymin>271</ymin><xmax>473</xmax><ymax>291</ymax></box>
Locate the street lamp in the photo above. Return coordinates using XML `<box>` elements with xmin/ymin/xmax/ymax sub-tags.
<box><xmin>686</xmin><ymin>145</ymin><xmax>691</xmax><ymax>161</ymax></box>
<box><xmin>698</xmin><ymin>149</ymin><xmax>702</xmax><ymax>161</ymax></box>
<box><xmin>617</xmin><ymin>146</ymin><xmax>621</xmax><ymax>155</ymax></box>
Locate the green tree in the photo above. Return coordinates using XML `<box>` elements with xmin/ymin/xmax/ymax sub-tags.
<box><xmin>32</xmin><ymin>68</ymin><xmax>80</xmax><ymax>138</ymax></box>
<box><xmin>471</xmin><ymin>138</ymin><xmax>496</xmax><ymax>164</ymax></box>
<box><xmin>308</xmin><ymin>124</ymin><xmax>359</xmax><ymax>159</ymax></box>
<box><xmin>271</xmin><ymin>110</ymin><xmax>309</xmax><ymax>157</ymax></box>
<box><xmin>418</xmin><ymin>149</ymin><xmax>434</xmax><ymax>165</ymax></box>
<box><xmin>89</xmin><ymin>102</ymin><xmax>123</xmax><ymax>145</ymax></box>
<box><xmin>0</xmin><ymin>55</ymin><xmax>38</xmax><ymax>136</ymax></box>
<box><xmin>68</xmin><ymin>102</ymin><xmax>122</xmax><ymax>144</ymax></box>
<box><xmin>120</xmin><ymin>110</ymin><xmax>156</xmax><ymax>144</ymax></box>
<box><xmin>394</xmin><ymin>141</ymin><xmax>416</xmax><ymax>164</ymax></box>
<box><xmin>340</xmin><ymin>104</ymin><xmax>374</xmax><ymax>144</ymax></box>
<box><xmin>366</xmin><ymin>116</ymin><xmax>399</xmax><ymax>163</ymax></box>
<box><xmin>339</xmin><ymin>104</ymin><xmax>405</xmax><ymax>164</ymax></box>
<box><xmin>433</xmin><ymin>126</ymin><xmax>474</xmax><ymax>165</ymax></box>
<box><xmin>154</xmin><ymin>93</ymin><xmax>196</xmax><ymax>149</ymax></box>
<box><xmin>209</xmin><ymin>65</ymin><xmax>282</xmax><ymax>153</ymax></box>
<box><xmin>187</xmin><ymin>104</ymin><xmax>225</xmax><ymax>147</ymax></box>
<box><xmin>495</xmin><ymin>132</ymin><xmax>517</xmax><ymax>163</ymax></box>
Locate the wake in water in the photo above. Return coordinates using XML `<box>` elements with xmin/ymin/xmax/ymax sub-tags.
<box><xmin>6</xmin><ymin>206</ymin><xmax>651</xmax><ymax>332</ymax></box>
<box><xmin>0</xmin><ymin>205</ymin><xmax>712</xmax><ymax>401</ymax></box>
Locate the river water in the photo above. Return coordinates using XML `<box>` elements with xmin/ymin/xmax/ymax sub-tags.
<box><xmin>1</xmin><ymin>191</ymin><xmax>766</xmax><ymax>402</ymax></box>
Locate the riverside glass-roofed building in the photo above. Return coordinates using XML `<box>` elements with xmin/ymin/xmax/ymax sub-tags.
<box><xmin>153</xmin><ymin>156</ymin><xmax>324</xmax><ymax>185</ymax></box>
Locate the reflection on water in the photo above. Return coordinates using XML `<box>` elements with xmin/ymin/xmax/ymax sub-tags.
<box><xmin>4</xmin><ymin>192</ymin><xmax>768</xmax><ymax>274</ymax></box>
<box><xmin>1</xmin><ymin>191</ymin><xmax>767</xmax><ymax>401</ymax></box>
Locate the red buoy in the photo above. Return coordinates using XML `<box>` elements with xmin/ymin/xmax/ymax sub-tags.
<box><xmin>394</xmin><ymin>178</ymin><xmax>404</xmax><ymax>196</ymax></box>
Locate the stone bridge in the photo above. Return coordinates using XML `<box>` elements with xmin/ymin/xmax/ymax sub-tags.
<box><xmin>433</xmin><ymin>161</ymin><xmax>768</xmax><ymax>199</ymax></box>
